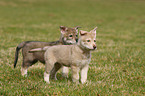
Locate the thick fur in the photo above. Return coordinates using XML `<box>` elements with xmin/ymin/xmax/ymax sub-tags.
<box><xmin>30</xmin><ymin>27</ymin><xmax>97</xmax><ymax>84</ymax></box>
<box><xmin>14</xmin><ymin>26</ymin><xmax>80</xmax><ymax>76</ymax></box>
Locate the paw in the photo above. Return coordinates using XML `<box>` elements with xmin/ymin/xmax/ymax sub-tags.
<box><xmin>44</xmin><ymin>72</ymin><xmax>50</xmax><ymax>84</ymax></box>
<box><xmin>54</xmin><ymin>76</ymin><xmax>57</xmax><ymax>80</ymax></box>
<box><xmin>21</xmin><ymin>68</ymin><xmax>28</xmax><ymax>77</ymax></box>
<box><xmin>50</xmin><ymin>76</ymin><xmax>57</xmax><ymax>80</ymax></box>
<box><xmin>72</xmin><ymin>78</ymin><xmax>79</xmax><ymax>84</ymax></box>
<box><xmin>44</xmin><ymin>78</ymin><xmax>50</xmax><ymax>84</ymax></box>
<box><xmin>23</xmin><ymin>74</ymin><xmax>27</xmax><ymax>77</ymax></box>
<box><xmin>62</xmin><ymin>73</ymin><xmax>68</xmax><ymax>78</ymax></box>
<box><xmin>81</xmin><ymin>79</ymin><xmax>87</xmax><ymax>84</ymax></box>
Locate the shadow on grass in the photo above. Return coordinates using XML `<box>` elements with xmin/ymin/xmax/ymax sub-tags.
<box><xmin>27</xmin><ymin>68</ymin><xmax>72</xmax><ymax>83</ymax></box>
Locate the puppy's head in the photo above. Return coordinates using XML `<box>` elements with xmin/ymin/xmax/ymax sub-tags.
<box><xmin>78</xmin><ymin>27</ymin><xmax>97</xmax><ymax>50</ymax></box>
<box><xmin>60</xmin><ymin>26</ymin><xmax>81</xmax><ymax>45</ymax></box>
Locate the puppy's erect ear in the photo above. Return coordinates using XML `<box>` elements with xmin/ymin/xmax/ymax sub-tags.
<box><xmin>75</xmin><ymin>26</ymin><xmax>81</xmax><ymax>29</ymax></box>
<box><xmin>90</xmin><ymin>26</ymin><xmax>98</xmax><ymax>34</ymax></box>
<box><xmin>74</xmin><ymin>26</ymin><xmax>81</xmax><ymax>33</ymax></box>
<box><xmin>79</xmin><ymin>30</ymin><xmax>88</xmax><ymax>36</ymax></box>
<box><xmin>60</xmin><ymin>26</ymin><xmax>68</xmax><ymax>34</ymax></box>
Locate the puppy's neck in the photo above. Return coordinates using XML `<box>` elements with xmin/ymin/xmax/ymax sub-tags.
<box><xmin>77</xmin><ymin>39</ymin><xmax>90</xmax><ymax>53</ymax></box>
<box><xmin>76</xmin><ymin>43</ymin><xmax>91</xmax><ymax>56</ymax></box>
<box><xmin>59</xmin><ymin>34</ymin><xmax>65</xmax><ymax>45</ymax></box>
<box><xmin>59</xmin><ymin>34</ymin><xmax>72</xmax><ymax>45</ymax></box>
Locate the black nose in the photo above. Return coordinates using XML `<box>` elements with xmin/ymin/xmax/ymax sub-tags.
<box><xmin>93</xmin><ymin>45</ymin><xmax>96</xmax><ymax>49</ymax></box>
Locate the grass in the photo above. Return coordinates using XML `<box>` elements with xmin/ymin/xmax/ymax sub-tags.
<box><xmin>0</xmin><ymin>0</ymin><xmax>145</xmax><ymax>95</ymax></box>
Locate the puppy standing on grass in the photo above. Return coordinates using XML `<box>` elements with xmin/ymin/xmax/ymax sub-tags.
<box><xmin>30</xmin><ymin>27</ymin><xmax>97</xmax><ymax>84</ymax></box>
<box><xmin>14</xmin><ymin>26</ymin><xmax>80</xmax><ymax>77</ymax></box>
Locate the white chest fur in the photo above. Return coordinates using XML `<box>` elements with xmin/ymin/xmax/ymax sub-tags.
<box><xmin>71</xmin><ymin>46</ymin><xmax>91</xmax><ymax>68</ymax></box>
<box><xmin>75</xmin><ymin>58</ymin><xmax>91</xmax><ymax>68</ymax></box>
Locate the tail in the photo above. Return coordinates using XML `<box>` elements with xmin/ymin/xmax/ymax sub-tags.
<box><xmin>29</xmin><ymin>46</ymin><xmax>49</xmax><ymax>53</ymax></box>
<box><xmin>14</xmin><ymin>41</ymin><xmax>29</xmax><ymax>68</ymax></box>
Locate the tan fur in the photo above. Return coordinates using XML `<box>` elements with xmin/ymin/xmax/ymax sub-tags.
<box><xmin>30</xmin><ymin>27</ymin><xmax>97</xmax><ymax>84</ymax></box>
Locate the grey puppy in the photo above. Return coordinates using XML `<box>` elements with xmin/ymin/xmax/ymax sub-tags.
<box><xmin>14</xmin><ymin>26</ymin><xmax>80</xmax><ymax>76</ymax></box>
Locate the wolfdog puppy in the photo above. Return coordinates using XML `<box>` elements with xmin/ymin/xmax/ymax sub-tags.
<box><xmin>29</xmin><ymin>27</ymin><xmax>97</xmax><ymax>84</ymax></box>
<box><xmin>14</xmin><ymin>26</ymin><xmax>80</xmax><ymax>76</ymax></box>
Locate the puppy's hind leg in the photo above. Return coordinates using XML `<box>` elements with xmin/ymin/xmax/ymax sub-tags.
<box><xmin>50</xmin><ymin>63</ymin><xmax>62</xmax><ymax>80</ymax></box>
<box><xmin>44</xmin><ymin>56</ymin><xmax>56</xmax><ymax>84</ymax></box>
<box><xmin>21</xmin><ymin>61</ymin><xmax>29</xmax><ymax>77</ymax></box>
<box><xmin>21</xmin><ymin>67</ymin><xmax>28</xmax><ymax>77</ymax></box>
<box><xmin>21</xmin><ymin>59</ymin><xmax>38</xmax><ymax>77</ymax></box>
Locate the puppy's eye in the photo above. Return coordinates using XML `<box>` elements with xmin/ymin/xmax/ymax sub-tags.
<box><xmin>87</xmin><ymin>40</ymin><xmax>90</xmax><ymax>42</ymax></box>
<box><xmin>69</xmin><ymin>35</ymin><xmax>73</xmax><ymax>37</ymax></box>
<box><xmin>94</xmin><ymin>40</ymin><xmax>96</xmax><ymax>42</ymax></box>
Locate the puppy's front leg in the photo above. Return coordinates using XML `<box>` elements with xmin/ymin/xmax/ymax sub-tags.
<box><xmin>81</xmin><ymin>64</ymin><xmax>89</xmax><ymax>84</ymax></box>
<box><xmin>71</xmin><ymin>65</ymin><xmax>80</xmax><ymax>83</ymax></box>
<box><xmin>62</xmin><ymin>66</ymin><xmax>69</xmax><ymax>78</ymax></box>
<box><xmin>50</xmin><ymin>63</ymin><xmax>62</xmax><ymax>80</ymax></box>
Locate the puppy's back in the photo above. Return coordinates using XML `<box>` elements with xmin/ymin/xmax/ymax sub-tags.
<box><xmin>45</xmin><ymin>45</ymin><xmax>73</xmax><ymax>65</ymax></box>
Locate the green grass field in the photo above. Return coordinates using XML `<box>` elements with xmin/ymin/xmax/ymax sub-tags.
<box><xmin>0</xmin><ymin>0</ymin><xmax>145</xmax><ymax>95</ymax></box>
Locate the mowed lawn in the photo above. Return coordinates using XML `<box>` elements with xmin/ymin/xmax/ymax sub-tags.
<box><xmin>0</xmin><ymin>0</ymin><xmax>145</xmax><ymax>95</ymax></box>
